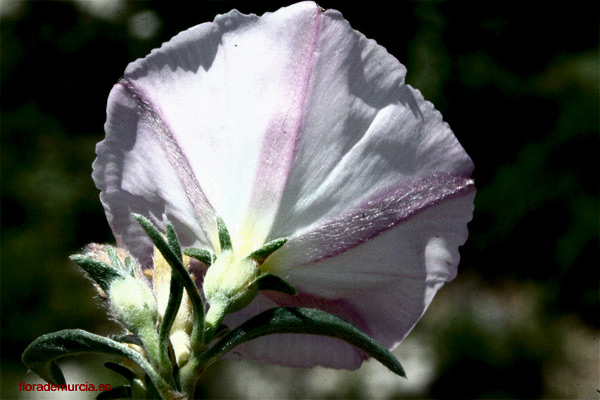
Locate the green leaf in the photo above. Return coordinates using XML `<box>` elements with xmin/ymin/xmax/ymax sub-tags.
<box><xmin>159</xmin><ymin>221</ymin><xmax>184</xmax><ymax>373</ymax></box>
<box><xmin>144</xmin><ymin>373</ymin><xmax>162</xmax><ymax>400</ymax></box>
<box><xmin>165</xmin><ymin>222</ymin><xmax>182</xmax><ymax>261</ymax></box>
<box><xmin>255</xmin><ymin>274</ymin><xmax>296</xmax><ymax>295</ymax></box>
<box><xmin>247</xmin><ymin>238</ymin><xmax>288</xmax><ymax>264</ymax></box>
<box><xmin>69</xmin><ymin>255</ymin><xmax>124</xmax><ymax>293</ymax></box>
<box><xmin>104</xmin><ymin>362</ymin><xmax>136</xmax><ymax>383</ymax></box>
<box><xmin>109</xmin><ymin>334</ymin><xmax>143</xmax><ymax>347</ymax></box>
<box><xmin>21</xmin><ymin>329</ymin><xmax>170</xmax><ymax>391</ymax></box>
<box><xmin>212</xmin><ymin>323</ymin><xmax>230</xmax><ymax>340</ymax></box>
<box><xmin>134</xmin><ymin>214</ymin><xmax>205</xmax><ymax>350</ymax></box>
<box><xmin>159</xmin><ymin>271</ymin><xmax>183</xmax><ymax>343</ymax></box>
<box><xmin>216</xmin><ymin>216</ymin><xmax>232</xmax><ymax>251</ymax></box>
<box><xmin>183</xmin><ymin>248</ymin><xmax>214</xmax><ymax>266</ymax></box>
<box><xmin>133</xmin><ymin>215</ymin><xmax>179</xmax><ymax>272</ymax></box>
<box><xmin>198</xmin><ymin>307</ymin><xmax>406</xmax><ymax>377</ymax></box>
<box><xmin>96</xmin><ymin>385</ymin><xmax>131</xmax><ymax>399</ymax></box>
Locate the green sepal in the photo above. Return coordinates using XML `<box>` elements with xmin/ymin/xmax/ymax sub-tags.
<box><xmin>255</xmin><ymin>273</ymin><xmax>296</xmax><ymax>295</ymax></box>
<box><xmin>133</xmin><ymin>214</ymin><xmax>205</xmax><ymax>350</ymax></box>
<box><xmin>247</xmin><ymin>238</ymin><xmax>288</xmax><ymax>264</ymax></box>
<box><xmin>183</xmin><ymin>248</ymin><xmax>215</xmax><ymax>267</ymax></box>
<box><xmin>96</xmin><ymin>385</ymin><xmax>131</xmax><ymax>400</ymax></box>
<box><xmin>104</xmin><ymin>362</ymin><xmax>136</xmax><ymax>384</ymax></box>
<box><xmin>69</xmin><ymin>255</ymin><xmax>124</xmax><ymax>293</ymax></box>
<box><xmin>106</xmin><ymin>246</ymin><xmax>125</xmax><ymax>270</ymax></box>
<box><xmin>198</xmin><ymin>307</ymin><xmax>405</xmax><ymax>377</ymax></box>
<box><xmin>21</xmin><ymin>329</ymin><xmax>171</xmax><ymax>392</ymax></box>
<box><xmin>124</xmin><ymin>257</ymin><xmax>137</xmax><ymax>277</ymax></box>
<box><xmin>216</xmin><ymin>216</ymin><xmax>232</xmax><ymax>251</ymax></box>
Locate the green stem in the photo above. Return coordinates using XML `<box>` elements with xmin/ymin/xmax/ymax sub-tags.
<box><xmin>203</xmin><ymin>301</ymin><xmax>228</xmax><ymax>345</ymax></box>
<box><xmin>158</xmin><ymin>272</ymin><xmax>183</xmax><ymax>384</ymax></box>
<box><xmin>176</xmin><ymin>301</ymin><xmax>228</xmax><ymax>397</ymax></box>
<box><xmin>138</xmin><ymin>325</ymin><xmax>176</xmax><ymax>390</ymax></box>
<box><xmin>178</xmin><ymin>355</ymin><xmax>201</xmax><ymax>398</ymax></box>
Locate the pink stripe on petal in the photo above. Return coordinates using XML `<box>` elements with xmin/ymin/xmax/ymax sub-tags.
<box><xmin>264</xmin><ymin>173</ymin><xmax>474</xmax><ymax>270</ymax></box>
<box><xmin>238</xmin><ymin>6</ymin><xmax>323</xmax><ymax>247</ymax></box>
<box><xmin>279</xmin><ymin>191</ymin><xmax>475</xmax><ymax>352</ymax></box>
<box><xmin>119</xmin><ymin>79</ymin><xmax>218</xmax><ymax>249</ymax></box>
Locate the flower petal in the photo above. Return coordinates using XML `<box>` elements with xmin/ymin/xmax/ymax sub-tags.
<box><xmin>96</xmin><ymin>2</ymin><xmax>331</xmax><ymax>259</ymax></box>
<box><xmin>283</xmin><ymin>191</ymin><xmax>476</xmax><ymax>350</ymax></box>
<box><xmin>262</xmin><ymin>7</ymin><xmax>474</xmax><ymax>246</ymax></box>
<box><xmin>108</xmin><ymin>2</ymin><xmax>324</xmax><ymax>253</ymax></box>
<box><xmin>225</xmin><ymin>190</ymin><xmax>475</xmax><ymax>369</ymax></box>
<box><xmin>94</xmin><ymin>83</ymin><xmax>217</xmax><ymax>266</ymax></box>
<box><xmin>234</xmin><ymin>3</ymin><xmax>323</xmax><ymax>253</ymax></box>
<box><xmin>264</xmin><ymin>174</ymin><xmax>474</xmax><ymax>271</ymax></box>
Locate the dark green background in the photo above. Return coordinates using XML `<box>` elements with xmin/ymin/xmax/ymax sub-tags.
<box><xmin>2</xmin><ymin>1</ymin><xmax>598</xmax><ymax>398</ymax></box>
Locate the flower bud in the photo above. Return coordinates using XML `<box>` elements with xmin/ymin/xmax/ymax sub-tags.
<box><xmin>109</xmin><ymin>275</ymin><xmax>159</xmax><ymax>336</ymax></box>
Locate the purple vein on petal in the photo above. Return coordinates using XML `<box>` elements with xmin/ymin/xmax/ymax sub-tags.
<box><xmin>268</xmin><ymin>173</ymin><xmax>475</xmax><ymax>268</ymax></box>
<box><xmin>119</xmin><ymin>78</ymin><xmax>218</xmax><ymax>248</ymax></box>
<box><xmin>238</xmin><ymin>7</ymin><xmax>323</xmax><ymax>246</ymax></box>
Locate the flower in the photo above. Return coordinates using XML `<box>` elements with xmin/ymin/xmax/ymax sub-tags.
<box><xmin>93</xmin><ymin>1</ymin><xmax>475</xmax><ymax>370</ymax></box>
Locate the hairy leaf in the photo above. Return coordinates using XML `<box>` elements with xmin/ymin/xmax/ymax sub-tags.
<box><xmin>199</xmin><ymin>307</ymin><xmax>405</xmax><ymax>377</ymax></box>
<box><xmin>255</xmin><ymin>274</ymin><xmax>296</xmax><ymax>295</ymax></box>
<box><xmin>22</xmin><ymin>329</ymin><xmax>168</xmax><ymax>390</ymax></box>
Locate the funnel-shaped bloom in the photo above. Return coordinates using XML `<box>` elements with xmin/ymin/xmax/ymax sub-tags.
<box><xmin>94</xmin><ymin>1</ymin><xmax>474</xmax><ymax>370</ymax></box>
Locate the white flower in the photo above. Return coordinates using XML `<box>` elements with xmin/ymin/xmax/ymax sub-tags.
<box><xmin>93</xmin><ymin>1</ymin><xmax>475</xmax><ymax>370</ymax></box>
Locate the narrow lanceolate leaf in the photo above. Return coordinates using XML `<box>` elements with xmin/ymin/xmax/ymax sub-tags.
<box><xmin>69</xmin><ymin>255</ymin><xmax>124</xmax><ymax>293</ymax></box>
<box><xmin>212</xmin><ymin>323</ymin><xmax>230</xmax><ymax>340</ymax></box>
<box><xmin>247</xmin><ymin>238</ymin><xmax>288</xmax><ymax>264</ymax></box>
<box><xmin>184</xmin><ymin>248</ymin><xmax>214</xmax><ymax>267</ymax></box>
<box><xmin>159</xmin><ymin>221</ymin><xmax>184</xmax><ymax>365</ymax></box>
<box><xmin>109</xmin><ymin>334</ymin><xmax>143</xmax><ymax>347</ymax></box>
<box><xmin>255</xmin><ymin>273</ymin><xmax>296</xmax><ymax>295</ymax></box>
<box><xmin>133</xmin><ymin>215</ymin><xmax>181</xmax><ymax>271</ymax></box>
<box><xmin>134</xmin><ymin>214</ymin><xmax>202</xmax><ymax>310</ymax></box>
<box><xmin>165</xmin><ymin>222</ymin><xmax>182</xmax><ymax>261</ymax></box>
<box><xmin>104</xmin><ymin>362</ymin><xmax>136</xmax><ymax>384</ymax></box>
<box><xmin>134</xmin><ymin>214</ymin><xmax>205</xmax><ymax>347</ymax></box>
<box><xmin>144</xmin><ymin>373</ymin><xmax>162</xmax><ymax>400</ymax></box>
<box><xmin>22</xmin><ymin>329</ymin><xmax>170</xmax><ymax>392</ymax></box>
<box><xmin>160</xmin><ymin>273</ymin><xmax>183</xmax><ymax>355</ymax></box>
<box><xmin>198</xmin><ymin>307</ymin><xmax>405</xmax><ymax>377</ymax></box>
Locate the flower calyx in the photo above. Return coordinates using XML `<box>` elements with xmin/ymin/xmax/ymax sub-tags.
<box><xmin>196</xmin><ymin>218</ymin><xmax>295</xmax><ymax>340</ymax></box>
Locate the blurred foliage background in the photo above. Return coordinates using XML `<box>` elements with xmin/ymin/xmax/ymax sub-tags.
<box><xmin>1</xmin><ymin>1</ymin><xmax>598</xmax><ymax>399</ymax></box>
